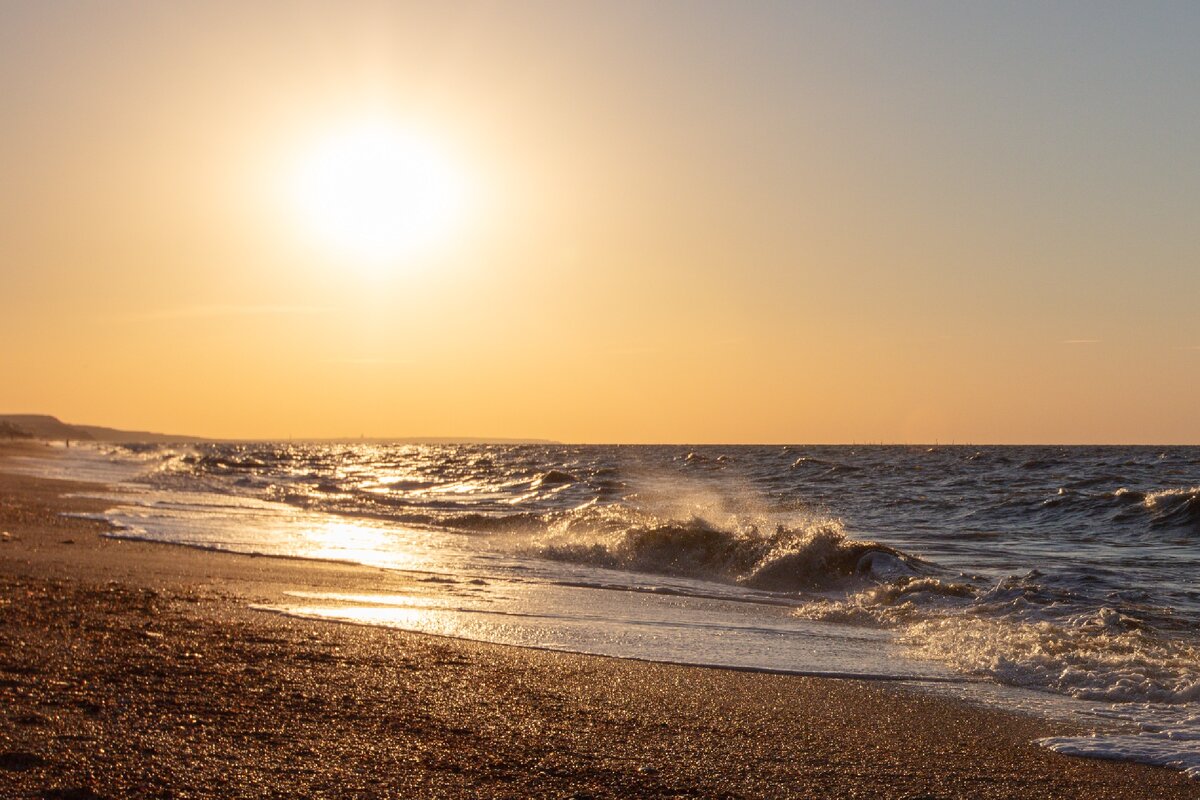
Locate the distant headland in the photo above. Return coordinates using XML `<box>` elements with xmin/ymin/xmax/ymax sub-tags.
<box><xmin>0</xmin><ymin>414</ymin><xmax>555</xmax><ymax>445</ymax></box>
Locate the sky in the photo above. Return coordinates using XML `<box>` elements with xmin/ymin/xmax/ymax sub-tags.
<box><xmin>1</xmin><ymin>1</ymin><xmax>1198</xmax><ymax>443</ymax></box>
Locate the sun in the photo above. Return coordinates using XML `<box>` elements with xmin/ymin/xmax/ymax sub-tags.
<box><xmin>289</xmin><ymin>120</ymin><xmax>469</xmax><ymax>266</ymax></box>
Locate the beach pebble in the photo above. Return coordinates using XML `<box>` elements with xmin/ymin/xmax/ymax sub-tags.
<box><xmin>15</xmin><ymin>713</ymin><xmax>50</xmax><ymax>726</ymax></box>
<box><xmin>41</xmin><ymin>787</ymin><xmax>106</xmax><ymax>800</ymax></box>
<box><xmin>0</xmin><ymin>750</ymin><xmax>46</xmax><ymax>771</ymax></box>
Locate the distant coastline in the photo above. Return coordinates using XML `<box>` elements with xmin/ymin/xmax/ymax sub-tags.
<box><xmin>0</xmin><ymin>414</ymin><xmax>557</xmax><ymax>446</ymax></box>
<box><xmin>0</xmin><ymin>414</ymin><xmax>203</xmax><ymax>444</ymax></box>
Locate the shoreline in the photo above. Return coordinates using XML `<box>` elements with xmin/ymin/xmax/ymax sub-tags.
<box><xmin>1</xmin><ymin>447</ymin><xmax>1197</xmax><ymax>798</ymax></box>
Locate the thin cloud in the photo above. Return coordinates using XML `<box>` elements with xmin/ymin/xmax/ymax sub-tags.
<box><xmin>606</xmin><ymin>345</ymin><xmax>662</xmax><ymax>357</ymax></box>
<box><xmin>323</xmin><ymin>357</ymin><xmax>412</xmax><ymax>366</ymax></box>
<box><xmin>134</xmin><ymin>305</ymin><xmax>333</xmax><ymax>321</ymax></box>
<box><xmin>607</xmin><ymin>337</ymin><xmax>746</xmax><ymax>357</ymax></box>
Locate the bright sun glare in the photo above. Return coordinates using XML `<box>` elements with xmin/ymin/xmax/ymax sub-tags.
<box><xmin>290</xmin><ymin>120</ymin><xmax>468</xmax><ymax>266</ymax></box>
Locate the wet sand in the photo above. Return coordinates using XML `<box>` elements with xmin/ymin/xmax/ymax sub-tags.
<box><xmin>1</xmin><ymin>445</ymin><xmax>1196</xmax><ymax>799</ymax></box>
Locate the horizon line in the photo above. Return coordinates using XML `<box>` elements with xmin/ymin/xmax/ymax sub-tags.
<box><xmin>4</xmin><ymin>414</ymin><xmax>1199</xmax><ymax>447</ymax></box>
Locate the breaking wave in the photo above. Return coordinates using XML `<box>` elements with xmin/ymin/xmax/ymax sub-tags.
<box><xmin>1042</xmin><ymin>484</ymin><xmax>1200</xmax><ymax>534</ymax></box>
<box><xmin>530</xmin><ymin>511</ymin><xmax>926</xmax><ymax>592</ymax></box>
<box><xmin>1142</xmin><ymin>486</ymin><xmax>1200</xmax><ymax>531</ymax></box>
<box><xmin>797</xmin><ymin>571</ymin><xmax>1200</xmax><ymax>705</ymax></box>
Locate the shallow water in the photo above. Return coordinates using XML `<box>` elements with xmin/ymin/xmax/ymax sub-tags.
<box><xmin>13</xmin><ymin>441</ymin><xmax>1199</xmax><ymax>778</ymax></box>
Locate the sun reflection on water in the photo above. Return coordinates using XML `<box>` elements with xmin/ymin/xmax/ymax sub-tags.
<box><xmin>294</xmin><ymin>520</ymin><xmax>427</xmax><ymax>571</ymax></box>
<box><xmin>274</xmin><ymin>592</ymin><xmax>487</xmax><ymax>640</ymax></box>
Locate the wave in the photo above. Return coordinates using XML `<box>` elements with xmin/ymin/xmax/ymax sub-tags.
<box><xmin>1034</xmin><ymin>484</ymin><xmax>1200</xmax><ymax>534</ymax></box>
<box><xmin>796</xmin><ymin>572</ymin><xmax>1200</xmax><ymax>705</ymax></box>
<box><xmin>532</xmin><ymin>469</ymin><xmax>577</xmax><ymax>488</ymax></box>
<box><xmin>676</xmin><ymin>451</ymin><xmax>736</xmax><ymax>467</ymax></box>
<box><xmin>530</xmin><ymin>512</ymin><xmax>925</xmax><ymax>592</ymax></box>
<box><xmin>1143</xmin><ymin>486</ymin><xmax>1200</xmax><ymax>531</ymax></box>
<box><xmin>790</xmin><ymin>456</ymin><xmax>861</xmax><ymax>473</ymax></box>
<box><xmin>1021</xmin><ymin>457</ymin><xmax>1067</xmax><ymax>470</ymax></box>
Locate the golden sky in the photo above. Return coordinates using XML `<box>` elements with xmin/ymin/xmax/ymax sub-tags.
<box><xmin>2</xmin><ymin>2</ymin><xmax>1198</xmax><ymax>443</ymax></box>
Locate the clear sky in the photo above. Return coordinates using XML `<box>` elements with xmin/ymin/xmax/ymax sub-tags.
<box><xmin>2</xmin><ymin>1</ymin><xmax>1198</xmax><ymax>443</ymax></box>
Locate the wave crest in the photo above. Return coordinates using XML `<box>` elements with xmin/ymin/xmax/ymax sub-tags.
<box><xmin>1144</xmin><ymin>486</ymin><xmax>1200</xmax><ymax>531</ymax></box>
<box><xmin>532</xmin><ymin>514</ymin><xmax>923</xmax><ymax>592</ymax></box>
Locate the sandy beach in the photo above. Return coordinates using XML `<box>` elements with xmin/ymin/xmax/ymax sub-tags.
<box><xmin>0</xmin><ymin>446</ymin><xmax>1196</xmax><ymax>799</ymax></box>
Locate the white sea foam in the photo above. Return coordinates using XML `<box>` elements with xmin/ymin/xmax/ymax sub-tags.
<box><xmin>0</xmin><ymin>442</ymin><xmax>162</xmax><ymax>485</ymax></box>
<box><xmin>798</xmin><ymin>577</ymin><xmax>1200</xmax><ymax>704</ymax></box>
<box><xmin>901</xmin><ymin>615</ymin><xmax>1200</xmax><ymax>704</ymax></box>
<box><xmin>1042</xmin><ymin>703</ymin><xmax>1200</xmax><ymax>779</ymax></box>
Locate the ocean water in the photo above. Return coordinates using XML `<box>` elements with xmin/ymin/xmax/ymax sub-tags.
<box><xmin>10</xmin><ymin>442</ymin><xmax>1199</xmax><ymax>777</ymax></box>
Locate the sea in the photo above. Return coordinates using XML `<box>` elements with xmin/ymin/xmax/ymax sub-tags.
<box><xmin>7</xmin><ymin>442</ymin><xmax>1199</xmax><ymax>778</ymax></box>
